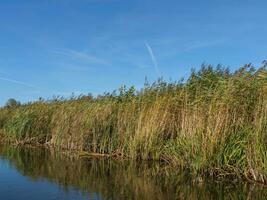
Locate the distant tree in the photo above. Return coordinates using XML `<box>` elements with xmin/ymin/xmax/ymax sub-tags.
<box><xmin>5</xmin><ymin>98</ymin><xmax>21</xmax><ymax>108</ymax></box>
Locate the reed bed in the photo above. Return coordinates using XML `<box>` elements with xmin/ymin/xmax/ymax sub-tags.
<box><xmin>0</xmin><ymin>64</ymin><xmax>266</xmax><ymax>183</ymax></box>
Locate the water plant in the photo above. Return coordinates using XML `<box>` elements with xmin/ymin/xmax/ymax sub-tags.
<box><xmin>0</xmin><ymin>63</ymin><xmax>266</xmax><ymax>183</ymax></box>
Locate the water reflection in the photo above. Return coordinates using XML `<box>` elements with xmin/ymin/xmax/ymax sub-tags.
<box><xmin>0</xmin><ymin>145</ymin><xmax>266</xmax><ymax>200</ymax></box>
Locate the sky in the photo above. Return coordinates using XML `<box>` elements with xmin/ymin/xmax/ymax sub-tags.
<box><xmin>0</xmin><ymin>0</ymin><xmax>267</xmax><ymax>105</ymax></box>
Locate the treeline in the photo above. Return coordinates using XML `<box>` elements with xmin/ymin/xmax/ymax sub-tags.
<box><xmin>0</xmin><ymin>63</ymin><xmax>266</xmax><ymax>183</ymax></box>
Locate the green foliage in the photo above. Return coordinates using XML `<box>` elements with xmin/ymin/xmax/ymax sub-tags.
<box><xmin>3</xmin><ymin>104</ymin><xmax>53</xmax><ymax>143</ymax></box>
<box><xmin>4</xmin><ymin>98</ymin><xmax>21</xmax><ymax>109</ymax></box>
<box><xmin>0</xmin><ymin>63</ymin><xmax>266</xmax><ymax>183</ymax></box>
<box><xmin>216</xmin><ymin>128</ymin><xmax>251</xmax><ymax>170</ymax></box>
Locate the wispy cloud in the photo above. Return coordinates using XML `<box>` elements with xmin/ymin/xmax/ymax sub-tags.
<box><xmin>0</xmin><ymin>76</ymin><xmax>39</xmax><ymax>89</ymax></box>
<box><xmin>51</xmin><ymin>48</ymin><xmax>108</xmax><ymax>65</ymax></box>
<box><xmin>145</xmin><ymin>42</ymin><xmax>160</xmax><ymax>76</ymax></box>
<box><xmin>184</xmin><ymin>39</ymin><xmax>228</xmax><ymax>52</ymax></box>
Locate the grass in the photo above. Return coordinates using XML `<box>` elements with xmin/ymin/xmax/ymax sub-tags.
<box><xmin>0</xmin><ymin>63</ymin><xmax>266</xmax><ymax>183</ymax></box>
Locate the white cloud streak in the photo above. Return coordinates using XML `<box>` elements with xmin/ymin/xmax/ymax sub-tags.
<box><xmin>0</xmin><ymin>77</ymin><xmax>39</xmax><ymax>89</ymax></box>
<box><xmin>145</xmin><ymin>42</ymin><xmax>160</xmax><ymax>76</ymax></box>
<box><xmin>51</xmin><ymin>48</ymin><xmax>108</xmax><ymax>65</ymax></box>
<box><xmin>184</xmin><ymin>39</ymin><xmax>228</xmax><ymax>52</ymax></box>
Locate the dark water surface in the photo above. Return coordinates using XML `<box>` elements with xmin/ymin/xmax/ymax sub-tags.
<box><xmin>0</xmin><ymin>145</ymin><xmax>266</xmax><ymax>200</ymax></box>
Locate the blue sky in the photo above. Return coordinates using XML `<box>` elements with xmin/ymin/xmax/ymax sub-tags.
<box><xmin>0</xmin><ymin>0</ymin><xmax>266</xmax><ymax>105</ymax></box>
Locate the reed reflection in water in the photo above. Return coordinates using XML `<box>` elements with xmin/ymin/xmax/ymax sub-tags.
<box><xmin>0</xmin><ymin>145</ymin><xmax>266</xmax><ymax>200</ymax></box>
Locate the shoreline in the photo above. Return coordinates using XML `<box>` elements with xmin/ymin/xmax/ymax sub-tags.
<box><xmin>0</xmin><ymin>65</ymin><xmax>266</xmax><ymax>185</ymax></box>
<box><xmin>1</xmin><ymin>138</ymin><xmax>267</xmax><ymax>186</ymax></box>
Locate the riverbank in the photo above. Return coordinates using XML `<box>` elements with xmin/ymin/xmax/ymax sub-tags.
<box><xmin>2</xmin><ymin>145</ymin><xmax>267</xmax><ymax>200</ymax></box>
<box><xmin>0</xmin><ymin>64</ymin><xmax>266</xmax><ymax>184</ymax></box>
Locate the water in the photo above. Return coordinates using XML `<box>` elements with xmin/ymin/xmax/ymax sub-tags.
<box><xmin>0</xmin><ymin>145</ymin><xmax>266</xmax><ymax>200</ymax></box>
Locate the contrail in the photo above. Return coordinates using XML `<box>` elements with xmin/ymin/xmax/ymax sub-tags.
<box><xmin>145</xmin><ymin>42</ymin><xmax>160</xmax><ymax>76</ymax></box>
<box><xmin>0</xmin><ymin>77</ymin><xmax>39</xmax><ymax>89</ymax></box>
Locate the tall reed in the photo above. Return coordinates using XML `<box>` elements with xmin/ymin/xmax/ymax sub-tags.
<box><xmin>0</xmin><ymin>63</ymin><xmax>266</xmax><ymax>182</ymax></box>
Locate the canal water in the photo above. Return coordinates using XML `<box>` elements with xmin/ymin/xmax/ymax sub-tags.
<box><xmin>0</xmin><ymin>145</ymin><xmax>266</xmax><ymax>200</ymax></box>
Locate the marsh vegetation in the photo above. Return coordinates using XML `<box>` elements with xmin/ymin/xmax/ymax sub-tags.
<box><xmin>0</xmin><ymin>63</ymin><xmax>266</xmax><ymax>183</ymax></box>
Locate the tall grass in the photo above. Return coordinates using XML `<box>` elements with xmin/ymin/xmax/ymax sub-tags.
<box><xmin>0</xmin><ymin>63</ymin><xmax>266</xmax><ymax>183</ymax></box>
